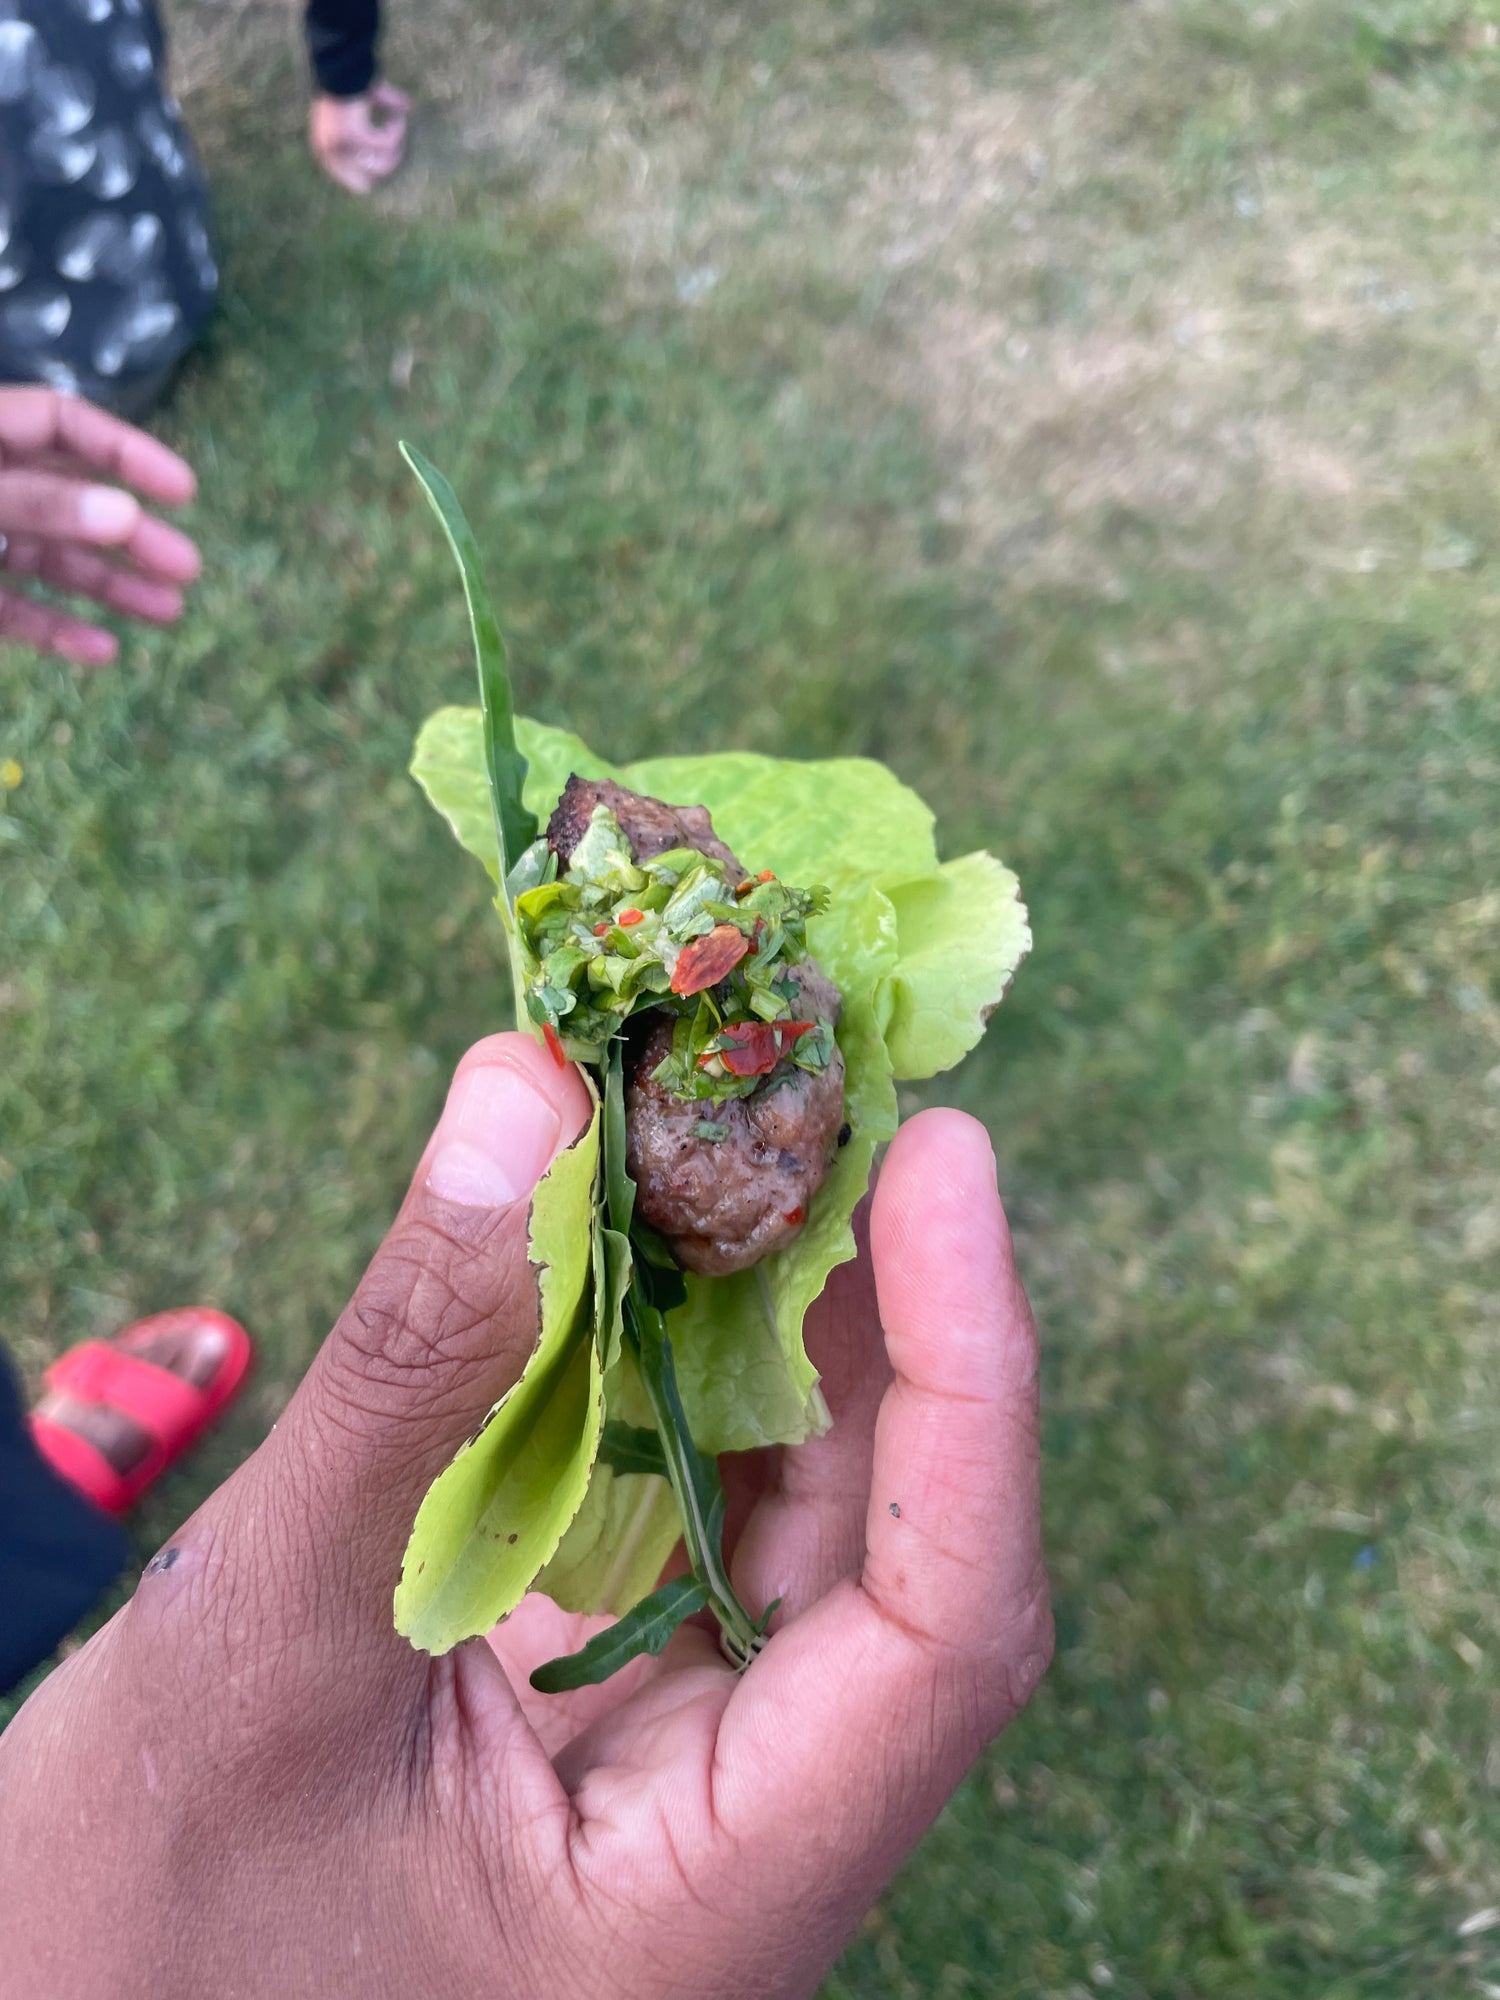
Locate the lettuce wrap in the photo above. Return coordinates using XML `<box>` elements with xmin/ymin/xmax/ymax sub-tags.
<box><xmin>392</xmin><ymin>449</ymin><xmax>1030</xmax><ymax>1685</ymax></box>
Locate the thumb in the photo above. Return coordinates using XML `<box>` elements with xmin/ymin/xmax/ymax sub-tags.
<box><xmin>277</xmin><ymin>1032</ymin><xmax>594</xmax><ymax>1618</ymax></box>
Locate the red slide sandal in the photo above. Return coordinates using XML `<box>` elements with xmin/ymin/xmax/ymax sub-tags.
<box><xmin>29</xmin><ymin>1309</ymin><xmax>254</xmax><ymax>1518</ymax></box>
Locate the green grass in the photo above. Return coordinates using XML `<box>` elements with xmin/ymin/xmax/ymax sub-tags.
<box><xmin>5</xmin><ymin>0</ymin><xmax>1500</xmax><ymax>1990</ymax></box>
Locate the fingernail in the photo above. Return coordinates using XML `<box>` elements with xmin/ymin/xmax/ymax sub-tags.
<box><xmin>426</xmin><ymin>1059</ymin><xmax>562</xmax><ymax>1209</ymax></box>
<box><xmin>79</xmin><ymin>486</ymin><xmax>138</xmax><ymax>538</ymax></box>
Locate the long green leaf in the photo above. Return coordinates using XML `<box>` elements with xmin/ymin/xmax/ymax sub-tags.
<box><xmin>630</xmin><ymin>1301</ymin><xmax>758</xmax><ymax>1656</ymax></box>
<box><xmin>529</xmin><ymin>1574</ymin><xmax>709</xmax><ymax>1692</ymax></box>
<box><xmin>400</xmin><ymin>445</ymin><xmax>538</xmax><ymax>882</ymax></box>
<box><xmin>593</xmin><ymin>1223</ymin><xmax>632</xmax><ymax>1372</ymax></box>
<box><xmin>603</xmin><ymin>1038</ymin><xmax>635</xmax><ymax>1236</ymax></box>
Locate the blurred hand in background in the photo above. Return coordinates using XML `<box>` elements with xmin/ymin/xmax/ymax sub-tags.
<box><xmin>0</xmin><ymin>389</ymin><xmax>199</xmax><ymax>667</ymax></box>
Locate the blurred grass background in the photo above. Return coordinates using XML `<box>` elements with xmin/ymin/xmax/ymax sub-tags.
<box><xmin>4</xmin><ymin>0</ymin><xmax>1500</xmax><ymax>1990</ymax></box>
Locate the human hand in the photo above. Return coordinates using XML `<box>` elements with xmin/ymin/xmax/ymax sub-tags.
<box><xmin>0</xmin><ymin>388</ymin><xmax>200</xmax><ymax>666</ymax></box>
<box><xmin>309</xmin><ymin>79</ymin><xmax>410</xmax><ymax>194</ymax></box>
<box><xmin>0</xmin><ymin>1033</ymin><xmax>1050</xmax><ymax>1999</ymax></box>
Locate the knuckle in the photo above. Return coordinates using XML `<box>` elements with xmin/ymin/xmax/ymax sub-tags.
<box><xmin>317</xmin><ymin>1212</ymin><xmax>534</xmax><ymax>1425</ymax></box>
<box><xmin>354</xmin><ymin>1228</ymin><xmax>501</xmax><ymax>1369</ymax></box>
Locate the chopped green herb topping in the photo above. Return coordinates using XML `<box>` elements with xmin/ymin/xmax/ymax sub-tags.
<box><xmin>517</xmin><ymin>806</ymin><xmax>834</xmax><ymax>1103</ymax></box>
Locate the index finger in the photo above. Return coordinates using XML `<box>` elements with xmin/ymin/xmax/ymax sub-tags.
<box><xmin>714</xmin><ymin>1110</ymin><xmax>1050</xmax><ymax>1877</ymax></box>
<box><xmin>0</xmin><ymin>387</ymin><xmax>195</xmax><ymax>505</ymax></box>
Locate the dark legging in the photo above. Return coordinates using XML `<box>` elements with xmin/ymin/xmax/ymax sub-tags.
<box><xmin>0</xmin><ymin>1348</ymin><xmax>128</xmax><ymax>1696</ymax></box>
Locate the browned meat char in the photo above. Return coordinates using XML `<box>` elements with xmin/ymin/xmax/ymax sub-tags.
<box><xmin>547</xmin><ymin>774</ymin><xmax>744</xmax><ymax>878</ymax></box>
<box><xmin>625</xmin><ymin>961</ymin><xmax>846</xmax><ymax>1275</ymax></box>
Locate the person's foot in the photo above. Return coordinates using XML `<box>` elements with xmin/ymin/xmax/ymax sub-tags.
<box><xmin>309</xmin><ymin>81</ymin><xmax>411</xmax><ymax>194</ymax></box>
<box><xmin>35</xmin><ymin>1320</ymin><xmax>229</xmax><ymax>1477</ymax></box>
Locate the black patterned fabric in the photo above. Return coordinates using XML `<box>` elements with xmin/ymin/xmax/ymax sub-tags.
<box><xmin>0</xmin><ymin>1347</ymin><xmax>129</xmax><ymax>1696</ymax></box>
<box><xmin>0</xmin><ymin>0</ymin><xmax>216</xmax><ymax>408</ymax></box>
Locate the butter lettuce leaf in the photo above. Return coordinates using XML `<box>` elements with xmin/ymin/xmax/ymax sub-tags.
<box><xmin>621</xmin><ymin>747</ymin><xmax>940</xmax><ymax>889</ymax></box>
<box><xmin>537</xmin><ymin>1459</ymin><xmax>682</xmax><ymax>1615</ymax></box>
<box><xmin>877</xmin><ymin>851</ymin><xmax>1032</xmax><ymax>1080</ymax></box>
<box><xmin>411</xmin><ymin>704</ymin><xmax>503</xmax><ymax>885</ymax></box>
<box><xmin>394</xmin><ymin>1105</ymin><xmax>604</xmax><ymax>1652</ymax></box>
<box><xmin>414</xmin><ymin>711</ymin><xmax>951</xmax><ymax>902</ymax></box>
<box><xmin>537</xmin><ymin>1352</ymin><xmax>683</xmax><ymax>1614</ymax></box>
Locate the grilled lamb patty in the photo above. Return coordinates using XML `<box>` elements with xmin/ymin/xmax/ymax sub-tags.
<box><xmin>547</xmin><ymin>775</ymin><xmax>744</xmax><ymax>878</ymax></box>
<box><xmin>625</xmin><ymin>960</ymin><xmax>846</xmax><ymax>1275</ymax></box>
<box><xmin>546</xmin><ymin>772</ymin><xmax>847</xmax><ymax>1275</ymax></box>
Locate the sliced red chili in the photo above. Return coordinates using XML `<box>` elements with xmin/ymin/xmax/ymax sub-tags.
<box><xmin>592</xmin><ymin>920</ymin><xmax>611</xmax><ymax>937</ymax></box>
<box><xmin>618</xmin><ymin>908</ymin><xmax>644</xmax><ymax>927</ymax></box>
<box><xmin>542</xmin><ymin>1022</ymin><xmax>567</xmax><ymax>1070</ymax></box>
<box><xmin>782</xmin><ymin>1205</ymin><xmax>805</xmax><ymax>1227</ymax></box>
<box><xmin>715</xmin><ymin>1018</ymin><xmax>814</xmax><ymax>1076</ymax></box>
<box><xmin>670</xmin><ymin>922</ymin><xmax>752</xmax><ymax>996</ymax></box>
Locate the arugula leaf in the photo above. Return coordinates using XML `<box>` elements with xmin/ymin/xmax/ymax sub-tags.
<box><xmin>401</xmin><ymin>446</ymin><xmax>538</xmax><ymax>884</ymax></box>
<box><xmin>630</xmin><ymin>1222</ymin><xmax>688</xmax><ymax>1316</ymax></box>
<box><xmin>529</xmin><ymin>1574</ymin><xmax>709</xmax><ymax>1693</ymax></box>
<box><xmin>629</xmin><ymin>1300</ymin><xmax>762</xmax><ymax>1658</ymax></box>
<box><xmin>588</xmin><ymin>1040</ymin><xmax>635</xmax><ymax>1373</ymax></box>
<box><xmin>604</xmin><ymin>1039</ymin><xmax>635</xmax><ymax>1235</ymax></box>
<box><xmin>593</xmin><ymin>1224</ymin><xmax>632</xmax><ymax>1373</ymax></box>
